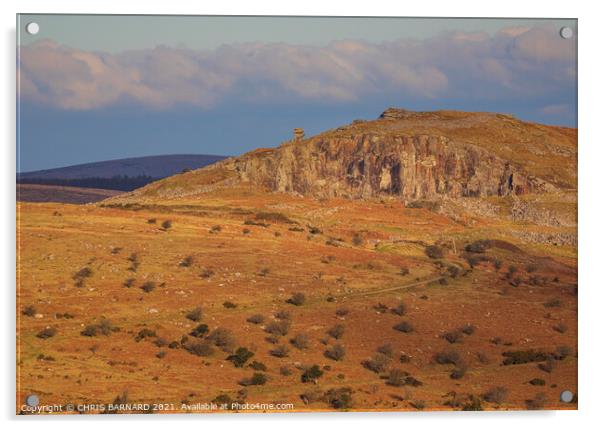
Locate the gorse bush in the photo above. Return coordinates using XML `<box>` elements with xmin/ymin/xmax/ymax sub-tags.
<box><xmin>81</xmin><ymin>319</ymin><xmax>116</xmax><ymax>337</ymax></box>
<box><xmin>301</xmin><ymin>365</ymin><xmax>324</xmax><ymax>383</ymax></box>
<box><xmin>186</xmin><ymin>307</ymin><xmax>203</xmax><ymax>322</ymax></box>
<box><xmin>140</xmin><ymin>281</ymin><xmax>156</xmax><ymax>293</ymax></box>
<box><xmin>270</xmin><ymin>344</ymin><xmax>290</xmax><ymax>358</ymax></box>
<box><xmin>36</xmin><ymin>327</ymin><xmax>57</xmax><ymax>339</ymax></box>
<box><xmin>290</xmin><ymin>333</ymin><xmax>310</xmax><ymax>350</ymax></box>
<box><xmin>134</xmin><ymin>328</ymin><xmax>156</xmax><ymax>342</ymax></box>
<box><xmin>246</xmin><ymin>314</ymin><xmax>265</xmax><ymax>325</ymax></box>
<box><xmin>327</xmin><ymin>324</ymin><xmax>345</xmax><ymax>339</ymax></box>
<box><xmin>265</xmin><ymin>320</ymin><xmax>290</xmax><ymax>337</ymax></box>
<box><xmin>363</xmin><ymin>352</ymin><xmax>391</xmax><ymax>374</ymax></box>
<box><xmin>184</xmin><ymin>339</ymin><xmax>215</xmax><ymax>357</ymax></box>
<box><xmin>22</xmin><ymin>305</ymin><xmax>36</xmax><ymax>317</ymax></box>
<box><xmin>425</xmin><ymin>245</ymin><xmax>444</xmax><ymax>259</ymax></box>
<box><xmin>207</xmin><ymin>327</ymin><xmax>236</xmax><ymax>352</ymax></box>
<box><xmin>227</xmin><ymin>347</ymin><xmax>255</xmax><ymax>368</ymax></box>
<box><xmin>324</xmin><ymin>344</ymin><xmax>346</xmax><ymax>361</ymax></box>
<box><xmin>393</xmin><ymin>321</ymin><xmax>414</xmax><ymax>333</ymax></box>
<box><xmin>391</xmin><ymin>303</ymin><xmax>406</xmax><ymax>316</ymax></box>
<box><xmin>286</xmin><ymin>292</ymin><xmax>306</xmax><ymax>306</ymax></box>
<box><xmin>161</xmin><ymin>220</ymin><xmax>172</xmax><ymax>231</ymax></box>
<box><xmin>482</xmin><ymin>386</ymin><xmax>509</xmax><ymax>405</ymax></box>
<box><xmin>239</xmin><ymin>372</ymin><xmax>267</xmax><ymax>386</ymax></box>
<box><xmin>179</xmin><ymin>256</ymin><xmax>194</xmax><ymax>267</ymax></box>
<box><xmin>189</xmin><ymin>323</ymin><xmax>209</xmax><ymax>338</ymax></box>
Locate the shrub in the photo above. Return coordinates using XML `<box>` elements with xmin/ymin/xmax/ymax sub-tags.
<box><xmin>73</xmin><ymin>267</ymin><xmax>93</xmax><ymax>287</ymax></box>
<box><xmin>399</xmin><ymin>266</ymin><xmax>410</xmax><ymax>276</ymax></box>
<box><xmin>265</xmin><ymin>320</ymin><xmax>290</xmax><ymax>337</ymax></box>
<box><xmin>36</xmin><ymin>327</ymin><xmax>57</xmax><ymax>339</ymax></box>
<box><xmin>391</xmin><ymin>303</ymin><xmax>406</xmax><ymax>316</ymax></box>
<box><xmin>184</xmin><ymin>339</ymin><xmax>215</xmax><ymax>357</ymax></box>
<box><xmin>123</xmin><ymin>278</ymin><xmax>135</xmax><ymax>288</ymax></box>
<box><xmin>280</xmin><ymin>366</ymin><xmax>293</xmax><ymax>376</ymax></box>
<box><xmin>335</xmin><ymin>308</ymin><xmax>349</xmax><ymax>318</ymax></box>
<box><xmin>493</xmin><ymin>259</ymin><xmax>503</xmax><ymax>271</ymax></box>
<box><xmin>161</xmin><ymin>220</ymin><xmax>172</xmax><ymax>231</ymax></box>
<box><xmin>179</xmin><ymin>256</ymin><xmax>194</xmax><ymax>267</ymax></box>
<box><xmin>323</xmin><ymin>387</ymin><xmax>353</xmax><ymax>409</ymax></box>
<box><xmin>544</xmin><ymin>298</ymin><xmax>562</xmax><ymax>308</ymax></box>
<box><xmin>529</xmin><ymin>378</ymin><xmax>546</xmax><ymax>386</ymax></box>
<box><xmin>212</xmin><ymin>394</ymin><xmax>235</xmax><ymax>408</ymax></box>
<box><xmin>246</xmin><ymin>314</ymin><xmax>265</xmax><ymax>325</ymax></box>
<box><xmin>461</xmin><ymin>395</ymin><xmax>483</xmax><ymax>411</ymax></box>
<box><xmin>525</xmin><ymin>393</ymin><xmax>546</xmax><ymax>410</ymax></box>
<box><xmin>154</xmin><ymin>338</ymin><xmax>168</xmax><ymax>347</ymax></box>
<box><xmin>227</xmin><ymin>347</ymin><xmax>255</xmax><ymax>367</ymax></box>
<box><xmin>207</xmin><ymin>328</ymin><xmax>236</xmax><ymax>352</ymax></box>
<box><xmin>248</xmin><ymin>361</ymin><xmax>267</xmax><ymax>371</ymax></box>
<box><xmin>501</xmin><ymin>349</ymin><xmax>549</xmax><ymax>365</ymax></box>
<box><xmin>327</xmin><ymin>324</ymin><xmax>345</xmax><ymax>339</ymax></box>
<box><xmin>553</xmin><ymin>323</ymin><xmax>567</xmax><ymax>334</ymax></box>
<box><xmin>465</xmin><ymin>240</ymin><xmax>491</xmax><ymax>253</ymax></box>
<box><xmin>242</xmin><ymin>228</ymin><xmax>251</xmax><ymax>235</ymax></box>
<box><xmin>290</xmin><ymin>333</ymin><xmax>310</xmax><ymax>350</ymax></box>
<box><xmin>147</xmin><ymin>218</ymin><xmax>156</xmax><ymax>224</ymax></box>
<box><xmin>324</xmin><ymin>344</ymin><xmax>346</xmax><ymax>361</ymax></box>
<box><xmin>442</xmin><ymin>329</ymin><xmax>463</xmax><ymax>344</ymax></box>
<box><xmin>185</xmin><ymin>307</ymin><xmax>203</xmax><ymax>322</ymax></box>
<box><xmin>301</xmin><ymin>365</ymin><xmax>324</xmax><ymax>383</ymax></box>
<box><xmin>140</xmin><ymin>281</ymin><xmax>156</xmax><ymax>293</ymax></box>
<box><xmin>434</xmin><ymin>350</ymin><xmax>462</xmax><ymax>366</ymax></box>
<box><xmin>239</xmin><ymin>372</ymin><xmax>267</xmax><ymax>386</ymax></box>
<box><xmin>387</xmin><ymin>369</ymin><xmax>408</xmax><ymax>387</ymax></box>
<box><xmin>189</xmin><ymin>324</ymin><xmax>209</xmax><ymax>338</ymax></box>
<box><xmin>300</xmin><ymin>389</ymin><xmax>324</xmax><ymax>405</ymax></box>
<box><xmin>156</xmin><ymin>350</ymin><xmax>167</xmax><ymax>359</ymax></box>
<box><xmin>482</xmin><ymin>386</ymin><xmax>508</xmax><ymax>405</ymax></box>
<box><xmin>376</xmin><ymin>343</ymin><xmax>394</xmax><ymax>358</ymax></box>
<box><xmin>363</xmin><ymin>353</ymin><xmax>391</xmax><ymax>373</ymax></box>
<box><xmin>287</xmin><ymin>292</ymin><xmax>306</xmax><ymax>306</ymax></box>
<box><xmin>210</xmin><ymin>225</ymin><xmax>222</xmax><ymax>233</ymax></box>
<box><xmin>537</xmin><ymin>358</ymin><xmax>556</xmax><ymax>373</ymax></box>
<box><xmin>81</xmin><ymin>319</ymin><xmax>116</xmax><ymax>337</ymax></box>
<box><xmin>255</xmin><ymin>212</ymin><xmax>294</xmax><ymax>224</ymax></box>
<box><xmin>393</xmin><ymin>321</ymin><xmax>414</xmax><ymax>333</ymax></box>
<box><xmin>199</xmin><ymin>268</ymin><xmax>215</xmax><ymax>279</ymax></box>
<box><xmin>274</xmin><ymin>310</ymin><xmax>291</xmax><ymax>320</ymax></box>
<box><xmin>373</xmin><ymin>303</ymin><xmax>388</xmax><ymax>313</ymax></box>
<box><xmin>22</xmin><ymin>305</ymin><xmax>36</xmax><ymax>317</ymax></box>
<box><xmin>271</xmin><ymin>344</ymin><xmax>290</xmax><ymax>358</ymax></box>
<box><xmin>135</xmin><ymin>328</ymin><xmax>156</xmax><ymax>342</ymax></box>
<box><xmin>450</xmin><ymin>364</ymin><xmax>467</xmax><ymax>380</ymax></box>
<box><xmin>352</xmin><ymin>234</ymin><xmax>364</xmax><ymax>246</ymax></box>
<box><xmin>223</xmin><ymin>301</ymin><xmax>237</xmax><ymax>309</ymax></box>
<box><xmin>461</xmin><ymin>324</ymin><xmax>476</xmax><ymax>335</ymax></box>
<box><xmin>425</xmin><ymin>245</ymin><xmax>444</xmax><ymax>259</ymax></box>
<box><xmin>308</xmin><ymin>226</ymin><xmax>322</xmax><ymax>235</ymax></box>
<box><xmin>399</xmin><ymin>353</ymin><xmax>411</xmax><ymax>363</ymax></box>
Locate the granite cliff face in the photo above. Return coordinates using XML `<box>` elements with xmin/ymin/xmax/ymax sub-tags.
<box><xmin>109</xmin><ymin>108</ymin><xmax>576</xmax><ymax>203</ymax></box>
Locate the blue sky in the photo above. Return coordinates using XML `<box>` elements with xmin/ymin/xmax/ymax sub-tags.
<box><xmin>17</xmin><ymin>15</ymin><xmax>577</xmax><ymax>172</ymax></box>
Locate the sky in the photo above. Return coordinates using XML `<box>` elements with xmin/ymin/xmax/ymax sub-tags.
<box><xmin>17</xmin><ymin>15</ymin><xmax>577</xmax><ymax>172</ymax></box>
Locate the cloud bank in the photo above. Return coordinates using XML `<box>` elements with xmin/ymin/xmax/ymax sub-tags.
<box><xmin>18</xmin><ymin>24</ymin><xmax>576</xmax><ymax>111</ymax></box>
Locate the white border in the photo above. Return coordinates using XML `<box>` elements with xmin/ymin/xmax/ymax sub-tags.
<box><xmin>3</xmin><ymin>1</ymin><xmax>601</xmax><ymax>428</ymax></box>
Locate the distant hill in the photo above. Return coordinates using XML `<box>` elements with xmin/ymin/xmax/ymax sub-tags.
<box><xmin>17</xmin><ymin>184</ymin><xmax>123</xmax><ymax>204</ymax></box>
<box><xmin>17</xmin><ymin>154</ymin><xmax>228</xmax><ymax>191</ymax></box>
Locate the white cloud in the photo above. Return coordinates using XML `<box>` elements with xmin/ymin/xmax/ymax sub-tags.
<box><xmin>18</xmin><ymin>24</ymin><xmax>576</xmax><ymax>111</ymax></box>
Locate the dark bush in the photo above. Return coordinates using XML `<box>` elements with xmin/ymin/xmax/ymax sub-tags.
<box><xmin>399</xmin><ymin>266</ymin><xmax>410</xmax><ymax>276</ymax></box>
<box><xmin>246</xmin><ymin>314</ymin><xmax>265</xmax><ymax>325</ymax></box>
<box><xmin>301</xmin><ymin>365</ymin><xmax>324</xmax><ymax>383</ymax></box>
<box><xmin>179</xmin><ymin>256</ymin><xmax>194</xmax><ymax>267</ymax></box>
<box><xmin>553</xmin><ymin>323</ymin><xmax>567</xmax><ymax>334</ymax></box>
<box><xmin>199</xmin><ymin>268</ymin><xmax>215</xmax><ymax>279</ymax></box>
<box><xmin>461</xmin><ymin>395</ymin><xmax>483</xmax><ymax>411</ymax></box>
<box><xmin>227</xmin><ymin>347</ymin><xmax>255</xmax><ymax>367</ymax></box>
<box><xmin>324</xmin><ymin>344</ymin><xmax>346</xmax><ymax>361</ymax></box>
<box><xmin>147</xmin><ymin>218</ymin><xmax>156</xmax><ymax>224</ymax></box>
<box><xmin>189</xmin><ymin>323</ymin><xmax>209</xmax><ymax>338</ymax></box>
<box><xmin>363</xmin><ymin>352</ymin><xmax>391</xmax><ymax>373</ymax></box>
<box><xmin>210</xmin><ymin>225</ymin><xmax>222</xmax><ymax>233</ymax></box>
<box><xmin>425</xmin><ymin>245</ymin><xmax>444</xmax><ymax>259</ymax></box>
<box><xmin>308</xmin><ymin>226</ymin><xmax>322</xmax><ymax>235</ymax></box>
<box><xmin>154</xmin><ymin>338</ymin><xmax>169</xmax><ymax>347</ymax></box>
<box><xmin>323</xmin><ymin>387</ymin><xmax>353</xmax><ymax>409</ymax></box>
<box><xmin>135</xmin><ymin>328</ymin><xmax>156</xmax><ymax>342</ymax></box>
<box><xmin>161</xmin><ymin>220</ymin><xmax>172</xmax><ymax>230</ymax></box>
<box><xmin>501</xmin><ymin>349</ymin><xmax>549</xmax><ymax>365</ymax></box>
<box><xmin>36</xmin><ymin>327</ymin><xmax>57</xmax><ymax>339</ymax></box>
<box><xmin>352</xmin><ymin>234</ymin><xmax>364</xmax><ymax>246</ymax></box>
<box><xmin>239</xmin><ymin>372</ymin><xmax>267</xmax><ymax>386</ymax></box>
<box><xmin>255</xmin><ymin>212</ymin><xmax>294</xmax><ymax>224</ymax></box>
<box><xmin>450</xmin><ymin>365</ymin><xmax>468</xmax><ymax>380</ymax></box>
<box><xmin>290</xmin><ymin>333</ymin><xmax>310</xmax><ymax>350</ymax></box>
<box><xmin>373</xmin><ymin>303</ymin><xmax>388</xmax><ymax>313</ymax></box>
<box><xmin>544</xmin><ymin>298</ymin><xmax>562</xmax><ymax>308</ymax></box>
<box><xmin>387</xmin><ymin>369</ymin><xmax>408</xmax><ymax>387</ymax></box>
<box><xmin>482</xmin><ymin>386</ymin><xmax>508</xmax><ymax>404</ymax></box>
<box><xmin>399</xmin><ymin>353</ymin><xmax>411</xmax><ymax>363</ymax></box>
<box><xmin>207</xmin><ymin>328</ymin><xmax>236</xmax><ymax>352</ymax></box>
<box><xmin>73</xmin><ymin>267</ymin><xmax>93</xmax><ymax>287</ymax></box>
<box><xmin>248</xmin><ymin>361</ymin><xmax>267</xmax><ymax>371</ymax></box>
<box><xmin>287</xmin><ymin>292</ymin><xmax>306</xmax><ymax>306</ymax></box>
<box><xmin>22</xmin><ymin>305</ymin><xmax>36</xmax><ymax>317</ymax></box>
<box><xmin>434</xmin><ymin>350</ymin><xmax>462</xmax><ymax>366</ymax></box>
<box><xmin>442</xmin><ymin>329</ymin><xmax>463</xmax><ymax>344</ymax></box>
<box><xmin>493</xmin><ymin>259</ymin><xmax>503</xmax><ymax>271</ymax></box>
<box><xmin>461</xmin><ymin>324</ymin><xmax>476</xmax><ymax>335</ymax></box>
<box><xmin>186</xmin><ymin>307</ymin><xmax>203</xmax><ymax>322</ymax></box>
<box><xmin>274</xmin><ymin>310</ymin><xmax>291</xmax><ymax>320</ymax></box>
<box><xmin>271</xmin><ymin>344</ymin><xmax>290</xmax><ymax>358</ymax></box>
<box><xmin>537</xmin><ymin>358</ymin><xmax>556</xmax><ymax>373</ymax></box>
<box><xmin>327</xmin><ymin>324</ymin><xmax>345</xmax><ymax>339</ymax></box>
<box><xmin>529</xmin><ymin>378</ymin><xmax>546</xmax><ymax>386</ymax></box>
<box><xmin>123</xmin><ymin>278</ymin><xmax>135</xmax><ymax>288</ymax></box>
<box><xmin>223</xmin><ymin>301</ymin><xmax>237</xmax><ymax>309</ymax></box>
<box><xmin>184</xmin><ymin>339</ymin><xmax>215</xmax><ymax>357</ymax></box>
<box><xmin>265</xmin><ymin>320</ymin><xmax>290</xmax><ymax>337</ymax></box>
<box><xmin>465</xmin><ymin>240</ymin><xmax>491</xmax><ymax>253</ymax></box>
<box><xmin>81</xmin><ymin>319</ymin><xmax>116</xmax><ymax>337</ymax></box>
<box><xmin>393</xmin><ymin>321</ymin><xmax>414</xmax><ymax>333</ymax></box>
<box><xmin>525</xmin><ymin>393</ymin><xmax>546</xmax><ymax>410</ymax></box>
<box><xmin>280</xmin><ymin>366</ymin><xmax>293</xmax><ymax>376</ymax></box>
<box><xmin>335</xmin><ymin>308</ymin><xmax>349</xmax><ymax>318</ymax></box>
<box><xmin>391</xmin><ymin>303</ymin><xmax>406</xmax><ymax>316</ymax></box>
<box><xmin>242</xmin><ymin>228</ymin><xmax>251</xmax><ymax>235</ymax></box>
<box><xmin>140</xmin><ymin>281</ymin><xmax>156</xmax><ymax>293</ymax></box>
<box><xmin>156</xmin><ymin>350</ymin><xmax>167</xmax><ymax>359</ymax></box>
<box><xmin>376</xmin><ymin>344</ymin><xmax>394</xmax><ymax>358</ymax></box>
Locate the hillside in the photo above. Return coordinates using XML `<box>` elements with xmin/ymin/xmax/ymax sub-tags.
<box><xmin>109</xmin><ymin>108</ymin><xmax>576</xmax><ymax>203</ymax></box>
<box><xmin>18</xmin><ymin>154</ymin><xmax>228</xmax><ymax>191</ymax></box>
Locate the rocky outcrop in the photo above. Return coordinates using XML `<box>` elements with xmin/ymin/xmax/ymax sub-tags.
<box><xmin>231</xmin><ymin>133</ymin><xmax>543</xmax><ymax>201</ymax></box>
